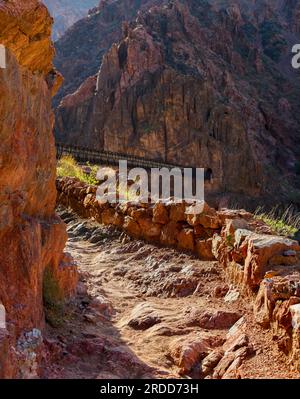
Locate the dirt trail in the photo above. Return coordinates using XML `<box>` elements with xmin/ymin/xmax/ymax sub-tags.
<box><xmin>42</xmin><ymin>209</ymin><xmax>300</xmax><ymax>379</ymax></box>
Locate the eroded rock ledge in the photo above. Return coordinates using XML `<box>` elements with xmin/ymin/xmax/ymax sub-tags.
<box><xmin>57</xmin><ymin>176</ymin><xmax>300</xmax><ymax>371</ymax></box>
<box><xmin>0</xmin><ymin>0</ymin><xmax>77</xmax><ymax>378</ymax></box>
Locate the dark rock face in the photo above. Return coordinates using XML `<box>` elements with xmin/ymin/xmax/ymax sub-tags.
<box><xmin>53</xmin><ymin>0</ymin><xmax>161</xmax><ymax>104</ymax></box>
<box><xmin>43</xmin><ymin>0</ymin><xmax>99</xmax><ymax>41</ymax></box>
<box><xmin>54</xmin><ymin>0</ymin><xmax>300</xmax><ymax>205</ymax></box>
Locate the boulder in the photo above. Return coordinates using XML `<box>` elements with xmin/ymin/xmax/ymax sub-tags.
<box><xmin>101</xmin><ymin>208</ymin><xmax>123</xmax><ymax>227</ymax></box>
<box><xmin>212</xmin><ymin>234</ymin><xmax>223</xmax><ymax>260</ymax></box>
<box><xmin>127</xmin><ymin>303</ymin><xmax>162</xmax><ymax>330</ymax></box>
<box><xmin>186</xmin><ymin>202</ymin><xmax>221</xmax><ymax>229</ymax></box>
<box><xmin>214</xmin><ymin>346</ymin><xmax>248</xmax><ymax>379</ymax></box>
<box><xmin>194</xmin><ymin>225</ymin><xmax>210</xmax><ymax>239</ymax></box>
<box><xmin>224</xmin><ymin>218</ymin><xmax>251</xmax><ymax>247</ymax></box>
<box><xmin>160</xmin><ymin>221</ymin><xmax>181</xmax><ymax>246</ymax></box>
<box><xmin>201</xmin><ymin>349</ymin><xmax>224</xmax><ymax>376</ymax></box>
<box><xmin>224</xmin><ymin>288</ymin><xmax>240</xmax><ymax>303</ymax></box>
<box><xmin>168</xmin><ymin>333</ymin><xmax>219</xmax><ymax>374</ymax></box>
<box><xmin>153</xmin><ymin>203</ymin><xmax>169</xmax><ymax>224</ymax></box>
<box><xmin>211</xmin><ymin>317</ymin><xmax>250</xmax><ymax>379</ymax></box>
<box><xmin>177</xmin><ymin>228</ymin><xmax>195</xmax><ymax>252</ymax></box>
<box><xmin>123</xmin><ymin>216</ymin><xmax>141</xmax><ymax>238</ymax></box>
<box><xmin>244</xmin><ymin>234</ymin><xmax>300</xmax><ymax>287</ymax></box>
<box><xmin>217</xmin><ymin>209</ymin><xmax>253</xmax><ymax>225</ymax></box>
<box><xmin>130</xmin><ymin>207</ymin><xmax>149</xmax><ymax>221</ymax></box>
<box><xmin>169</xmin><ymin>203</ymin><xmax>186</xmax><ymax>222</ymax></box>
<box><xmin>138</xmin><ymin>217</ymin><xmax>161</xmax><ymax>241</ymax></box>
<box><xmin>223</xmin><ymin>317</ymin><xmax>248</xmax><ymax>353</ymax></box>
<box><xmin>196</xmin><ymin>238</ymin><xmax>215</xmax><ymax>261</ymax></box>
<box><xmin>185</xmin><ymin>309</ymin><xmax>242</xmax><ymax>330</ymax></box>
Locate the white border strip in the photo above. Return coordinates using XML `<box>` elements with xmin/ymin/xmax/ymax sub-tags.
<box><xmin>0</xmin><ymin>45</ymin><xmax>6</xmax><ymax>69</ymax></box>
<box><xmin>0</xmin><ymin>304</ymin><xmax>6</xmax><ymax>329</ymax></box>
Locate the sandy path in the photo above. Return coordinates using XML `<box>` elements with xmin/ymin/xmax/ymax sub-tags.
<box><xmin>42</xmin><ymin>209</ymin><xmax>300</xmax><ymax>379</ymax></box>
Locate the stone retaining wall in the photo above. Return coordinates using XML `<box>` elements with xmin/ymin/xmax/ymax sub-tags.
<box><xmin>56</xmin><ymin>176</ymin><xmax>300</xmax><ymax>370</ymax></box>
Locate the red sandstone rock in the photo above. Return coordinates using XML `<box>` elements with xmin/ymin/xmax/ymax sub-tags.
<box><xmin>177</xmin><ymin>228</ymin><xmax>195</xmax><ymax>252</ymax></box>
<box><xmin>126</xmin><ymin>303</ymin><xmax>162</xmax><ymax>331</ymax></box>
<box><xmin>0</xmin><ymin>1</ymin><xmax>77</xmax><ymax>377</ymax></box>
<box><xmin>101</xmin><ymin>208</ymin><xmax>124</xmax><ymax>227</ymax></box>
<box><xmin>212</xmin><ymin>317</ymin><xmax>250</xmax><ymax>379</ymax></box>
<box><xmin>168</xmin><ymin>333</ymin><xmax>221</xmax><ymax>374</ymax></box>
<box><xmin>160</xmin><ymin>221</ymin><xmax>181</xmax><ymax>247</ymax></box>
<box><xmin>55</xmin><ymin>177</ymin><xmax>300</xmax><ymax>372</ymax></box>
<box><xmin>201</xmin><ymin>348</ymin><xmax>224</xmax><ymax>376</ymax></box>
<box><xmin>185</xmin><ymin>309</ymin><xmax>242</xmax><ymax>330</ymax></box>
<box><xmin>196</xmin><ymin>238</ymin><xmax>215</xmax><ymax>261</ymax></box>
<box><xmin>138</xmin><ymin>217</ymin><xmax>161</xmax><ymax>241</ymax></box>
<box><xmin>243</xmin><ymin>234</ymin><xmax>300</xmax><ymax>288</ymax></box>
<box><xmin>153</xmin><ymin>202</ymin><xmax>169</xmax><ymax>225</ymax></box>
<box><xmin>130</xmin><ymin>207</ymin><xmax>149</xmax><ymax>220</ymax></box>
<box><xmin>186</xmin><ymin>203</ymin><xmax>221</xmax><ymax>229</ymax></box>
<box><xmin>217</xmin><ymin>209</ymin><xmax>253</xmax><ymax>225</ymax></box>
<box><xmin>169</xmin><ymin>203</ymin><xmax>186</xmax><ymax>223</ymax></box>
<box><xmin>123</xmin><ymin>216</ymin><xmax>141</xmax><ymax>238</ymax></box>
<box><xmin>194</xmin><ymin>225</ymin><xmax>215</xmax><ymax>239</ymax></box>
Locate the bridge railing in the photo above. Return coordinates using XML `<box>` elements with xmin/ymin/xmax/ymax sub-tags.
<box><xmin>56</xmin><ymin>142</ymin><xmax>188</xmax><ymax>170</ymax></box>
<box><xmin>55</xmin><ymin>142</ymin><xmax>212</xmax><ymax>181</ymax></box>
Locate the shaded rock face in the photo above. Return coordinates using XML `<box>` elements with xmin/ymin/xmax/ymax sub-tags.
<box><xmin>55</xmin><ymin>0</ymin><xmax>300</xmax><ymax>204</ymax></box>
<box><xmin>0</xmin><ymin>0</ymin><xmax>77</xmax><ymax>378</ymax></box>
<box><xmin>53</xmin><ymin>0</ymin><xmax>162</xmax><ymax>105</ymax></box>
<box><xmin>43</xmin><ymin>0</ymin><xmax>99</xmax><ymax>41</ymax></box>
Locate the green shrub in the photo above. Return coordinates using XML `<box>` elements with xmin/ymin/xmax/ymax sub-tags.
<box><xmin>43</xmin><ymin>267</ymin><xmax>64</xmax><ymax>328</ymax></box>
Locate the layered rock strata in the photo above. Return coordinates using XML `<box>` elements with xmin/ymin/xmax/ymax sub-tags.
<box><xmin>0</xmin><ymin>0</ymin><xmax>77</xmax><ymax>378</ymax></box>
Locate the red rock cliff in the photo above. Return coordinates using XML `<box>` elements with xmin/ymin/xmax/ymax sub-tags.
<box><xmin>0</xmin><ymin>0</ymin><xmax>77</xmax><ymax>378</ymax></box>
<box><xmin>54</xmin><ymin>0</ymin><xmax>300</xmax><ymax>207</ymax></box>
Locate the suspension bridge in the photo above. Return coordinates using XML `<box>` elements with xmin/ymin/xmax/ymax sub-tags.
<box><xmin>55</xmin><ymin>142</ymin><xmax>213</xmax><ymax>181</ymax></box>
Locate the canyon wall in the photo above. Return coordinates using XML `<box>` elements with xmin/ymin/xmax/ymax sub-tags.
<box><xmin>0</xmin><ymin>0</ymin><xmax>77</xmax><ymax>378</ymax></box>
<box><xmin>53</xmin><ymin>0</ymin><xmax>162</xmax><ymax>104</ymax></box>
<box><xmin>43</xmin><ymin>0</ymin><xmax>99</xmax><ymax>41</ymax></box>
<box><xmin>54</xmin><ymin>0</ymin><xmax>300</xmax><ymax>206</ymax></box>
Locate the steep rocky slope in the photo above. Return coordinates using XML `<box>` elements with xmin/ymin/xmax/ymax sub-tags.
<box><xmin>43</xmin><ymin>0</ymin><xmax>99</xmax><ymax>41</ymax></box>
<box><xmin>54</xmin><ymin>0</ymin><xmax>300</xmax><ymax>206</ymax></box>
<box><xmin>53</xmin><ymin>0</ymin><xmax>162</xmax><ymax>104</ymax></box>
<box><xmin>40</xmin><ymin>193</ymin><xmax>300</xmax><ymax>378</ymax></box>
<box><xmin>0</xmin><ymin>0</ymin><xmax>77</xmax><ymax>378</ymax></box>
<box><xmin>43</xmin><ymin>208</ymin><xmax>300</xmax><ymax>379</ymax></box>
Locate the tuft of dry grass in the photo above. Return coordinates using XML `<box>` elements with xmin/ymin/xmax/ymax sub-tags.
<box><xmin>57</xmin><ymin>155</ymin><xmax>99</xmax><ymax>185</ymax></box>
<box><xmin>254</xmin><ymin>205</ymin><xmax>300</xmax><ymax>237</ymax></box>
<box><xmin>57</xmin><ymin>155</ymin><xmax>146</xmax><ymax>202</ymax></box>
